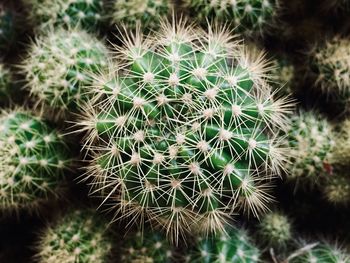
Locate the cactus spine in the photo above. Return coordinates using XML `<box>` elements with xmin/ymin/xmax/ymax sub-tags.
<box><xmin>0</xmin><ymin>109</ymin><xmax>71</xmax><ymax>211</ymax></box>
<box><xmin>77</xmin><ymin>19</ymin><xmax>292</xmax><ymax>241</ymax></box>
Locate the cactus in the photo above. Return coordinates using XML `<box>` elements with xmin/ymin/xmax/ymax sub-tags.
<box><xmin>258</xmin><ymin>212</ymin><xmax>292</xmax><ymax>248</ymax></box>
<box><xmin>184</xmin><ymin>0</ymin><xmax>277</xmax><ymax>37</ymax></box>
<box><xmin>111</xmin><ymin>0</ymin><xmax>171</xmax><ymax>30</ymax></box>
<box><xmin>0</xmin><ymin>4</ymin><xmax>16</xmax><ymax>53</ymax></box>
<box><xmin>0</xmin><ymin>63</ymin><xmax>12</xmax><ymax>102</ymax></box>
<box><xmin>323</xmin><ymin>175</ymin><xmax>350</xmax><ymax>205</ymax></box>
<box><xmin>271</xmin><ymin>57</ymin><xmax>295</xmax><ymax>96</ymax></box>
<box><xmin>185</xmin><ymin>227</ymin><xmax>260</xmax><ymax>262</ymax></box>
<box><xmin>121</xmin><ymin>230</ymin><xmax>173</xmax><ymax>263</ymax></box>
<box><xmin>77</xmin><ymin>19</ymin><xmax>292</xmax><ymax>241</ymax></box>
<box><xmin>25</xmin><ymin>0</ymin><xmax>105</xmax><ymax>31</ymax></box>
<box><xmin>22</xmin><ymin>28</ymin><xmax>108</xmax><ymax>113</ymax></box>
<box><xmin>286</xmin><ymin>111</ymin><xmax>335</xmax><ymax>184</ymax></box>
<box><xmin>35</xmin><ymin>209</ymin><xmax>113</xmax><ymax>263</ymax></box>
<box><xmin>0</xmin><ymin>109</ymin><xmax>71</xmax><ymax>211</ymax></box>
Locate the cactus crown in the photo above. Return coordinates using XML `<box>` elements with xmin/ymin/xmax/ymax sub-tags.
<box><xmin>324</xmin><ymin>175</ymin><xmax>350</xmax><ymax>205</ymax></box>
<box><xmin>26</xmin><ymin>0</ymin><xmax>105</xmax><ymax>31</ymax></box>
<box><xmin>78</xmin><ymin>19</ymin><xmax>292</xmax><ymax>241</ymax></box>
<box><xmin>184</xmin><ymin>0</ymin><xmax>277</xmax><ymax>36</ymax></box>
<box><xmin>112</xmin><ymin>0</ymin><xmax>171</xmax><ymax>30</ymax></box>
<box><xmin>22</xmin><ymin>28</ymin><xmax>108</xmax><ymax>112</ymax></box>
<box><xmin>0</xmin><ymin>109</ymin><xmax>71</xmax><ymax>210</ymax></box>
<box><xmin>35</xmin><ymin>209</ymin><xmax>113</xmax><ymax>263</ymax></box>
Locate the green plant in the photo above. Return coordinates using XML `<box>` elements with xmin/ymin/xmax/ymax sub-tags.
<box><xmin>121</xmin><ymin>230</ymin><xmax>173</xmax><ymax>263</ymax></box>
<box><xmin>271</xmin><ymin>57</ymin><xmax>295</xmax><ymax>96</ymax></box>
<box><xmin>22</xmin><ymin>28</ymin><xmax>108</xmax><ymax>113</ymax></box>
<box><xmin>77</xmin><ymin>19</ymin><xmax>292</xmax><ymax>241</ymax></box>
<box><xmin>0</xmin><ymin>63</ymin><xmax>12</xmax><ymax>102</ymax></box>
<box><xmin>111</xmin><ymin>0</ymin><xmax>171</xmax><ymax>30</ymax></box>
<box><xmin>0</xmin><ymin>4</ymin><xmax>16</xmax><ymax>53</ymax></box>
<box><xmin>25</xmin><ymin>0</ymin><xmax>105</xmax><ymax>31</ymax></box>
<box><xmin>185</xmin><ymin>227</ymin><xmax>260</xmax><ymax>262</ymax></box>
<box><xmin>323</xmin><ymin>175</ymin><xmax>350</xmax><ymax>205</ymax></box>
<box><xmin>35</xmin><ymin>209</ymin><xmax>113</xmax><ymax>263</ymax></box>
<box><xmin>0</xmin><ymin>109</ymin><xmax>71</xmax><ymax>211</ymax></box>
<box><xmin>184</xmin><ymin>0</ymin><xmax>277</xmax><ymax>37</ymax></box>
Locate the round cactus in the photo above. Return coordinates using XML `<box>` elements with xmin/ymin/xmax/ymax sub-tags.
<box><xmin>0</xmin><ymin>4</ymin><xmax>16</xmax><ymax>53</ymax></box>
<box><xmin>0</xmin><ymin>63</ymin><xmax>12</xmax><ymax>102</ymax></box>
<box><xmin>111</xmin><ymin>0</ymin><xmax>171</xmax><ymax>30</ymax></box>
<box><xmin>184</xmin><ymin>0</ymin><xmax>277</xmax><ymax>37</ymax></box>
<box><xmin>323</xmin><ymin>175</ymin><xmax>350</xmax><ymax>205</ymax></box>
<box><xmin>185</xmin><ymin>227</ymin><xmax>260</xmax><ymax>263</ymax></box>
<box><xmin>77</xmin><ymin>19</ymin><xmax>292</xmax><ymax>241</ymax></box>
<box><xmin>22</xmin><ymin>28</ymin><xmax>108</xmax><ymax>113</ymax></box>
<box><xmin>25</xmin><ymin>0</ymin><xmax>105</xmax><ymax>31</ymax></box>
<box><xmin>258</xmin><ymin>212</ymin><xmax>292</xmax><ymax>248</ymax></box>
<box><xmin>286</xmin><ymin>111</ymin><xmax>335</xmax><ymax>184</ymax></box>
<box><xmin>35</xmin><ymin>209</ymin><xmax>113</xmax><ymax>263</ymax></box>
<box><xmin>121</xmin><ymin>230</ymin><xmax>173</xmax><ymax>263</ymax></box>
<box><xmin>0</xmin><ymin>109</ymin><xmax>71</xmax><ymax>211</ymax></box>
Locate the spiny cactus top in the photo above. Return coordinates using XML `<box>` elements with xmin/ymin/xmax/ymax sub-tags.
<box><xmin>22</xmin><ymin>28</ymin><xmax>108</xmax><ymax>113</ymax></box>
<box><xmin>184</xmin><ymin>0</ymin><xmax>277</xmax><ymax>36</ymax></box>
<box><xmin>0</xmin><ymin>109</ymin><xmax>71</xmax><ymax>210</ymax></box>
<box><xmin>112</xmin><ymin>0</ymin><xmax>171</xmax><ymax>30</ymax></box>
<box><xmin>0</xmin><ymin>4</ymin><xmax>16</xmax><ymax>53</ymax></box>
<box><xmin>26</xmin><ymin>0</ymin><xmax>105</xmax><ymax>31</ymax></box>
<box><xmin>185</xmin><ymin>227</ymin><xmax>259</xmax><ymax>263</ymax></box>
<box><xmin>286</xmin><ymin>111</ymin><xmax>335</xmax><ymax>184</ymax></box>
<box><xmin>35</xmin><ymin>209</ymin><xmax>113</xmax><ymax>263</ymax></box>
<box><xmin>324</xmin><ymin>174</ymin><xmax>350</xmax><ymax>205</ymax></box>
<box><xmin>121</xmin><ymin>230</ymin><xmax>173</xmax><ymax>263</ymax></box>
<box><xmin>0</xmin><ymin>63</ymin><xmax>12</xmax><ymax>101</ymax></box>
<box><xmin>78</xmin><ymin>19</ymin><xmax>292</xmax><ymax>241</ymax></box>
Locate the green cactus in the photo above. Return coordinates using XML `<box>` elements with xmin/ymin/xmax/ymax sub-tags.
<box><xmin>35</xmin><ymin>209</ymin><xmax>113</xmax><ymax>263</ymax></box>
<box><xmin>323</xmin><ymin>175</ymin><xmax>350</xmax><ymax>205</ymax></box>
<box><xmin>111</xmin><ymin>0</ymin><xmax>171</xmax><ymax>30</ymax></box>
<box><xmin>185</xmin><ymin>227</ymin><xmax>260</xmax><ymax>263</ymax></box>
<box><xmin>0</xmin><ymin>4</ymin><xmax>16</xmax><ymax>53</ymax></box>
<box><xmin>25</xmin><ymin>0</ymin><xmax>105</xmax><ymax>31</ymax></box>
<box><xmin>0</xmin><ymin>109</ymin><xmax>71</xmax><ymax>211</ymax></box>
<box><xmin>184</xmin><ymin>0</ymin><xmax>277</xmax><ymax>37</ymax></box>
<box><xmin>77</xmin><ymin>19</ymin><xmax>292</xmax><ymax>241</ymax></box>
<box><xmin>121</xmin><ymin>230</ymin><xmax>173</xmax><ymax>263</ymax></box>
<box><xmin>0</xmin><ymin>63</ymin><xmax>12</xmax><ymax>102</ymax></box>
<box><xmin>271</xmin><ymin>57</ymin><xmax>295</xmax><ymax>96</ymax></box>
<box><xmin>258</xmin><ymin>212</ymin><xmax>292</xmax><ymax>248</ymax></box>
<box><xmin>286</xmin><ymin>111</ymin><xmax>335</xmax><ymax>184</ymax></box>
<box><xmin>22</xmin><ymin>28</ymin><xmax>108</xmax><ymax>113</ymax></box>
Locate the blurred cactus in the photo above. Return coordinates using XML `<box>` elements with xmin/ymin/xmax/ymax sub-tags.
<box><xmin>35</xmin><ymin>209</ymin><xmax>113</xmax><ymax>263</ymax></box>
<box><xmin>323</xmin><ymin>175</ymin><xmax>350</xmax><ymax>205</ymax></box>
<box><xmin>0</xmin><ymin>109</ymin><xmax>71</xmax><ymax>211</ymax></box>
<box><xmin>271</xmin><ymin>57</ymin><xmax>295</xmax><ymax>96</ymax></box>
<box><xmin>0</xmin><ymin>4</ymin><xmax>16</xmax><ymax>53</ymax></box>
<box><xmin>0</xmin><ymin>63</ymin><xmax>12</xmax><ymax>102</ymax></box>
<box><xmin>22</xmin><ymin>28</ymin><xmax>108</xmax><ymax>113</ymax></box>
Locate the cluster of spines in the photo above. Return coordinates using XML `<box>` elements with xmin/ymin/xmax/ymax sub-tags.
<box><xmin>35</xmin><ymin>209</ymin><xmax>113</xmax><ymax>263</ymax></box>
<box><xmin>271</xmin><ymin>57</ymin><xmax>295</xmax><ymax>96</ymax></box>
<box><xmin>0</xmin><ymin>3</ymin><xmax>16</xmax><ymax>53</ymax></box>
<box><xmin>184</xmin><ymin>0</ymin><xmax>277</xmax><ymax>36</ymax></box>
<box><xmin>77</xmin><ymin>19</ymin><xmax>292</xmax><ymax>242</ymax></box>
<box><xmin>0</xmin><ymin>109</ymin><xmax>71</xmax><ymax>211</ymax></box>
<box><xmin>25</xmin><ymin>0</ymin><xmax>105</xmax><ymax>31</ymax></box>
<box><xmin>22</xmin><ymin>28</ymin><xmax>108</xmax><ymax>113</ymax></box>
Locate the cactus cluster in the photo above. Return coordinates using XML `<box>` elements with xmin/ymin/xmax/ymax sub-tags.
<box><xmin>26</xmin><ymin>0</ymin><xmax>105</xmax><ymax>31</ymax></box>
<box><xmin>184</xmin><ymin>0</ymin><xmax>277</xmax><ymax>36</ymax></box>
<box><xmin>78</xmin><ymin>19</ymin><xmax>292</xmax><ymax>241</ymax></box>
<box><xmin>22</xmin><ymin>28</ymin><xmax>108</xmax><ymax>113</ymax></box>
<box><xmin>0</xmin><ymin>4</ymin><xmax>16</xmax><ymax>53</ymax></box>
<box><xmin>0</xmin><ymin>109</ymin><xmax>71</xmax><ymax>211</ymax></box>
<box><xmin>35</xmin><ymin>209</ymin><xmax>113</xmax><ymax>263</ymax></box>
<box><xmin>0</xmin><ymin>63</ymin><xmax>12</xmax><ymax>102</ymax></box>
<box><xmin>111</xmin><ymin>0</ymin><xmax>171</xmax><ymax>30</ymax></box>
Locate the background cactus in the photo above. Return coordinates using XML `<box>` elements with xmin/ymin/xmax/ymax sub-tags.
<box><xmin>0</xmin><ymin>63</ymin><xmax>12</xmax><ymax>102</ymax></box>
<box><xmin>22</xmin><ymin>28</ymin><xmax>108</xmax><ymax>113</ymax></box>
<box><xmin>0</xmin><ymin>3</ymin><xmax>16</xmax><ymax>53</ymax></box>
<box><xmin>121</xmin><ymin>229</ymin><xmax>173</xmax><ymax>263</ymax></box>
<box><xmin>111</xmin><ymin>0</ymin><xmax>171</xmax><ymax>30</ymax></box>
<box><xmin>271</xmin><ymin>57</ymin><xmax>295</xmax><ymax>96</ymax></box>
<box><xmin>323</xmin><ymin>175</ymin><xmax>350</xmax><ymax>205</ymax></box>
<box><xmin>25</xmin><ymin>0</ymin><xmax>105</xmax><ymax>31</ymax></box>
<box><xmin>78</xmin><ymin>19</ymin><xmax>292</xmax><ymax>241</ymax></box>
<box><xmin>0</xmin><ymin>109</ymin><xmax>71</xmax><ymax>211</ymax></box>
<box><xmin>35</xmin><ymin>209</ymin><xmax>113</xmax><ymax>263</ymax></box>
<box><xmin>185</xmin><ymin>227</ymin><xmax>260</xmax><ymax>262</ymax></box>
<box><xmin>184</xmin><ymin>0</ymin><xmax>277</xmax><ymax>37</ymax></box>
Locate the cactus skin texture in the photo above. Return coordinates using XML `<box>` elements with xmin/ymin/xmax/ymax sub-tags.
<box><xmin>121</xmin><ymin>230</ymin><xmax>173</xmax><ymax>263</ymax></box>
<box><xmin>0</xmin><ymin>109</ymin><xmax>71</xmax><ymax>211</ymax></box>
<box><xmin>78</xmin><ymin>19</ymin><xmax>292</xmax><ymax>242</ymax></box>
<box><xmin>258</xmin><ymin>212</ymin><xmax>292</xmax><ymax>248</ymax></box>
<box><xmin>185</xmin><ymin>227</ymin><xmax>260</xmax><ymax>263</ymax></box>
<box><xmin>286</xmin><ymin>111</ymin><xmax>335</xmax><ymax>184</ymax></box>
<box><xmin>184</xmin><ymin>0</ymin><xmax>277</xmax><ymax>36</ymax></box>
<box><xmin>0</xmin><ymin>4</ymin><xmax>16</xmax><ymax>53</ymax></box>
<box><xmin>35</xmin><ymin>209</ymin><xmax>113</xmax><ymax>263</ymax></box>
<box><xmin>22</xmin><ymin>28</ymin><xmax>108</xmax><ymax>113</ymax></box>
<box><xmin>289</xmin><ymin>243</ymin><xmax>350</xmax><ymax>263</ymax></box>
<box><xmin>26</xmin><ymin>0</ymin><xmax>105</xmax><ymax>31</ymax></box>
<box><xmin>0</xmin><ymin>63</ymin><xmax>12</xmax><ymax>102</ymax></box>
<box><xmin>112</xmin><ymin>0</ymin><xmax>171</xmax><ymax>30</ymax></box>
